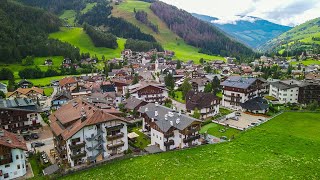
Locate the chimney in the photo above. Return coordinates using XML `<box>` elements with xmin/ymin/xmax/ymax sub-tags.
<box><xmin>145</xmin><ymin>107</ymin><xmax>148</xmax><ymax>112</ymax></box>
<box><xmin>176</xmin><ymin>118</ymin><xmax>180</xmax><ymax>124</ymax></box>
<box><xmin>170</xmin><ymin>121</ymin><xmax>173</xmax><ymax>126</ymax></box>
<box><xmin>155</xmin><ymin>111</ymin><xmax>158</xmax><ymax>117</ymax></box>
<box><xmin>155</xmin><ymin>102</ymin><xmax>159</xmax><ymax>107</ymax></box>
<box><xmin>0</xmin><ymin>129</ymin><xmax>4</xmax><ymax>137</ymax></box>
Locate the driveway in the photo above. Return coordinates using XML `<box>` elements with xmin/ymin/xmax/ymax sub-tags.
<box><xmin>170</xmin><ymin>98</ymin><xmax>186</xmax><ymax>112</ymax></box>
<box><xmin>223</xmin><ymin>112</ymin><xmax>267</xmax><ymax>129</ymax></box>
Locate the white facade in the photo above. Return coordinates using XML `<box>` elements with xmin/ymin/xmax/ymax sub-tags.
<box><xmin>131</xmin><ymin>90</ymin><xmax>168</xmax><ymax>104</ymax></box>
<box><xmin>269</xmin><ymin>85</ymin><xmax>299</xmax><ymax>104</ymax></box>
<box><xmin>65</xmin><ymin>121</ymin><xmax>128</xmax><ymax>167</ymax></box>
<box><xmin>150</xmin><ymin>128</ymin><xmax>200</xmax><ymax>152</ymax></box>
<box><xmin>222</xmin><ymin>90</ymin><xmax>255</xmax><ymax>110</ymax></box>
<box><xmin>0</xmin><ymin>149</ymin><xmax>26</xmax><ymax>180</ymax></box>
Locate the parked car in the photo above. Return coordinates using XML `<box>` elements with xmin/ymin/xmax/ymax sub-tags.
<box><xmin>31</xmin><ymin>133</ymin><xmax>39</xmax><ymax>139</ymax></box>
<box><xmin>31</xmin><ymin>142</ymin><xmax>45</xmax><ymax>148</ymax></box>
<box><xmin>235</xmin><ymin>112</ymin><xmax>241</xmax><ymax>116</ymax></box>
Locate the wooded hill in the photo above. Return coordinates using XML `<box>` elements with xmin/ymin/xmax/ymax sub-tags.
<box><xmin>0</xmin><ymin>0</ymin><xmax>80</xmax><ymax>63</ymax></box>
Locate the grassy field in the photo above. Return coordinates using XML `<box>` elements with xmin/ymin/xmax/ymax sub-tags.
<box><xmin>0</xmin><ymin>56</ymin><xmax>63</xmax><ymax>79</ymax></box>
<box><xmin>44</xmin><ymin>87</ymin><xmax>54</xmax><ymax>96</ymax></box>
<box><xmin>59</xmin><ymin>10</ymin><xmax>77</xmax><ymax>25</ymax></box>
<box><xmin>290</xmin><ymin>59</ymin><xmax>320</xmax><ymax>65</ymax></box>
<box><xmin>81</xmin><ymin>3</ymin><xmax>97</xmax><ymax>14</ymax></box>
<box><xmin>131</xmin><ymin>128</ymin><xmax>151</xmax><ymax>149</ymax></box>
<box><xmin>200</xmin><ymin>123</ymin><xmax>241</xmax><ymax>139</ymax></box>
<box><xmin>61</xmin><ymin>112</ymin><xmax>320</xmax><ymax>179</ymax></box>
<box><xmin>173</xmin><ymin>91</ymin><xmax>185</xmax><ymax>103</ymax></box>
<box><xmin>112</xmin><ymin>0</ymin><xmax>224</xmax><ymax>62</ymax></box>
<box><xmin>49</xmin><ymin>27</ymin><xmax>126</xmax><ymax>60</ymax></box>
<box><xmin>1</xmin><ymin>75</ymin><xmax>72</xmax><ymax>87</ymax></box>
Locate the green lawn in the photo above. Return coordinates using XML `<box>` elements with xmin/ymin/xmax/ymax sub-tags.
<box><xmin>59</xmin><ymin>10</ymin><xmax>77</xmax><ymax>25</ymax></box>
<box><xmin>81</xmin><ymin>3</ymin><xmax>97</xmax><ymax>14</ymax></box>
<box><xmin>290</xmin><ymin>59</ymin><xmax>320</xmax><ymax>65</ymax></box>
<box><xmin>1</xmin><ymin>75</ymin><xmax>72</xmax><ymax>87</ymax></box>
<box><xmin>29</xmin><ymin>155</ymin><xmax>41</xmax><ymax>177</ymax></box>
<box><xmin>131</xmin><ymin>128</ymin><xmax>151</xmax><ymax>149</ymax></box>
<box><xmin>61</xmin><ymin>112</ymin><xmax>320</xmax><ymax>179</ymax></box>
<box><xmin>200</xmin><ymin>123</ymin><xmax>241</xmax><ymax>139</ymax></box>
<box><xmin>173</xmin><ymin>91</ymin><xmax>185</xmax><ymax>103</ymax></box>
<box><xmin>112</xmin><ymin>0</ymin><xmax>224</xmax><ymax>63</ymax></box>
<box><xmin>49</xmin><ymin>27</ymin><xmax>126</xmax><ymax>60</ymax></box>
<box><xmin>44</xmin><ymin>87</ymin><xmax>54</xmax><ymax>96</ymax></box>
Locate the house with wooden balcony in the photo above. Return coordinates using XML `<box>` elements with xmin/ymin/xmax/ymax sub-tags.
<box><xmin>139</xmin><ymin>103</ymin><xmax>202</xmax><ymax>152</ymax></box>
<box><xmin>0</xmin><ymin>98</ymin><xmax>42</xmax><ymax>133</ymax></box>
<box><xmin>130</xmin><ymin>84</ymin><xmax>168</xmax><ymax>104</ymax></box>
<box><xmin>49</xmin><ymin>98</ymin><xmax>128</xmax><ymax>168</ymax></box>
<box><xmin>220</xmin><ymin>76</ymin><xmax>268</xmax><ymax>110</ymax></box>
<box><xmin>0</xmin><ymin>129</ymin><xmax>28</xmax><ymax>180</ymax></box>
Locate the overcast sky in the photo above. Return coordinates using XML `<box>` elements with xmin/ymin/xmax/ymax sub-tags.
<box><xmin>159</xmin><ymin>0</ymin><xmax>320</xmax><ymax>26</ymax></box>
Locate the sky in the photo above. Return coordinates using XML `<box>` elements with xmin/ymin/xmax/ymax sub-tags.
<box><xmin>159</xmin><ymin>0</ymin><xmax>320</xmax><ymax>26</ymax></box>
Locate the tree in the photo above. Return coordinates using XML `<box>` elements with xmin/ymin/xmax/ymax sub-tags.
<box><xmin>307</xmin><ymin>100</ymin><xmax>318</xmax><ymax>111</ymax></box>
<box><xmin>199</xmin><ymin>58</ymin><xmax>204</xmax><ymax>64</ymax></box>
<box><xmin>204</xmin><ymin>65</ymin><xmax>212</xmax><ymax>73</ymax></box>
<box><xmin>212</xmin><ymin>76</ymin><xmax>220</xmax><ymax>94</ymax></box>
<box><xmin>7</xmin><ymin>78</ymin><xmax>15</xmax><ymax>92</ymax></box>
<box><xmin>181</xmin><ymin>79</ymin><xmax>192</xmax><ymax>99</ymax></box>
<box><xmin>193</xmin><ymin>108</ymin><xmax>201</xmax><ymax>119</ymax></box>
<box><xmin>22</xmin><ymin>56</ymin><xmax>35</xmax><ymax>66</ymax></box>
<box><xmin>204</xmin><ymin>83</ymin><xmax>213</xmax><ymax>93</ymax></box>
<box><xmin>297</xmin><ymin>63</ymin><xmax>302</xmax><ymax>70</ymax></box>
<box><xmin>0</xmin><ymin>68</ymin><xmax>14</xmax><ymax>80</ymax></box>
<box><xmin>0</xmin><ymin>91</ymin><xmax>5</xmax><ymax>98</ymax></box>
<box><xmin>132</xmin><ymin>73</ymin><xmax>139</xmax><ymax>85</ymax></box>
<box><xmin>164</xmin><ymin>73</ymin><xmax>174</xmax><ymax>90</ymax></box>
<box><xmin>176</xmin><ymin>60</ymin><xmax>181</xmax><ymax>69</ymax></box>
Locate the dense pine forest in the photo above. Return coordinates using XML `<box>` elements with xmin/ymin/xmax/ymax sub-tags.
<box><xmin>0</xmin><ymin>0</ymin><xmax>80</xmax><ymax>63</ymax></box>
<box><xmin>125</xmin><ymin>38</ymin><xmax>163</xmax><ymax>52</ymax></box>
<box><xmin>83</xmin><ymin>23</ymin><xmax>118</xmax><ymax>49</ymax></box>
<box><xmin>150</xmin><ymin>1</ymin><xmax>254</xmax><ymax>58</ymax></box>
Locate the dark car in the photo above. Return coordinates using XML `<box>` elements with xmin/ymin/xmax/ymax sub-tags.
<box><xmin>31</xmin><ymin>133</ymin><xmax>39</xmax><ymax>139</ymax></box>
<box><xmin>31</xmin><ymin>142</ymin><xmax>45</xmax><ymax>148</ymax></box>
<box><xmin>23</xmin><ymin>135</ymin><xmax>31</xmax><ymax>141</ymax></box>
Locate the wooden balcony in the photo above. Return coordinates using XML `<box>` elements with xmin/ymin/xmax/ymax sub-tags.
<box><xmin>70</xmin><ymin>152</ymin><xmax>86</xmax><ymax>160</ymax></box>
<box><xmin>164</xmin><ymin>132</ymin><xmax>174</xmax><ymax>138</ymax></box>
<box><xmin>183</xmin><ymin>134</ymin><xmax>201</xmax><ymax>143</ymax></box>
<box><xmin>69</xmin><ymin>142</ymin><xmax>85</xmax><ymax>150</ymax></box>
<box><xmin>107</xmin><ymin>141</ymin><xmax>125</xmax><ymax>150</ymax></box>
<box><xmin>106</xmin><ymin>124</ymin><xmax>124</xmax><ymax>132</ymax></box>
<box><xmin>107</xmin><ymin>132</ymin><xmax>124</xmax><ymax>141</ymax></box>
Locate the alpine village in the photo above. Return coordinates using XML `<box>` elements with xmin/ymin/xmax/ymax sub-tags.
<box><xmin>0</xmin><ymin>0</ymin><xmax>320</xmax><ymax>179</ymax></box>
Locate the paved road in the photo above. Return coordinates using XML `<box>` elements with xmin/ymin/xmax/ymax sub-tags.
<box><xmin>170</xmin><ymin>98</ymin><xmax>186</xmax><ymax>112</ymax></box>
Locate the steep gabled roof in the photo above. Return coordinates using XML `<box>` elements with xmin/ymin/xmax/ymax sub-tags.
<box><xmin>0</xmin><ymin>128</ymin><xmax>27</xmax><ymax>151</ymax></box>
<box><xmin>186</xmin><ymin>91</ymin><xmax>219</xmax><ymax>111</ymax></box>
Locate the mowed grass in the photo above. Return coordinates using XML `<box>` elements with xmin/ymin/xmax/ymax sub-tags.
<box><xmin>131</xmin><ymin>128</ymin><xmax>151</xmax><ymax>149</ymax></box>
<box><xmin>43</xmin><ymin>87</ymin><xmax>54</xmax><ymax>96</ymax></box>
<box><xmin>112</xmin><ymin>0</ymin><xmax>224</xmax><ymax>62</ymax></box>
<box><xmin>200</xmin><ymin>123</ymin><xmax>241</xmax><ymax>139</ymax></box>
<box><xmin>49</xmin><ymin>27</ymin><xmax>126</xmax><ymax>59</ymax></box>
<box><xmin>61</xmin><ymin>112</ymin><xmax>320</xmax><ymax>179</ymax></box>
<box><xmin>290</xmin><ymin>59</ymin><xmax>320</xmax><ymax>65</ymax></box>
<box><xmin>173</xmin><ymin>91</ymin><xmax>185</xmax><ymax>103</ymax></box>
<box><xmin>0</xmin><ymin>56</ymin><xmax>63</xmax><ymax>79</ymax></box>
<box><xmin>59</xmin><ymin>10</ymin><xmax>77</xmax><ymax>25</ymax></box>
<box><xmin>1</xmin><ymin>75</ymin><xmax>72</xmax><ymax>87</ymax></box>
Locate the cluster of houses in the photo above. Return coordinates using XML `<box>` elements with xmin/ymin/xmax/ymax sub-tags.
<box><xmin>1</xmin><ymin>49</ymin><xmax>320</xmax><ymax>179</ymax></box>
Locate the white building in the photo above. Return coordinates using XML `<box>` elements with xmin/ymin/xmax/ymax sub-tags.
<box><xmin>0</xmin><ymin>83</ymin><xmax>7</xmax><ymax>94</ymax></box>
<box><xmin>269</xmin><ymin>80</ymin><xmax>300</xmax><ymax>104</ymax></box>
<box><xmin>139</xmin><ymin>103</ymin><xmax>202</xmax><ymax>152</ymax></box>
<box><xmin>0</xmin><ymin>129</ymin><xmax>27</xmax><ymax>180</ymax></box>
<box><xmin>49</xmin><ymin>98</ymin><xmax>128</xmax><ymax>168</ymax></box>
<box><xmin>221</xmin><ymin>76</ymin><xmax>268</xmax><ymax>110</ymax></box>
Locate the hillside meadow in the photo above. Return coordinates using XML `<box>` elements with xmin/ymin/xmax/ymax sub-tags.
<box><xmin>112</xmin><ymin>0</ymin><xmax>224</xmax><ymax>62</ymax></box>
<box><xmin>58</xmin><ymin>112</ymin><xmax>320</xmax><ymax>179</ymax></box>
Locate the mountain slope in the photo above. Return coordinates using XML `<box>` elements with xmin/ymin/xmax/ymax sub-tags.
<box><xmin>112</xmin><ymin>0</ymin><xmax>225</xmax><ymax>61</ymax></box>
<box><xmin>193</xmin><ymin>13</ymin><xmax>291</xmax><ymax>49</ymax></box>
<box><xmin>261</xmin><ymin>17</ymin><xmax>320</xmax><ymax>54</ymax></box>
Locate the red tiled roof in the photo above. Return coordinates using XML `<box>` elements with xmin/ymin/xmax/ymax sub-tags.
<box><xmin>0</xmin><ymin>129</ymin><xmax>27</xmax><ymax>151</ymax></box>
<box><xmin>59</xmin><ymin>77</ymin><xmax>77</xmax><ymax>87</ymax></box>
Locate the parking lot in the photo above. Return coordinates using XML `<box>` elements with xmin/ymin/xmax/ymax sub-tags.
<box><xmin>223</xmin><ymin>112</ymin><xmax>267</xmax><ymax>130</ymax></box>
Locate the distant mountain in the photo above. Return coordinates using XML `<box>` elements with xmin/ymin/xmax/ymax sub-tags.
<box><xmin>192</xmin><ymin>13</ymin><xmax>291</xmax><ymax>49</ymax></box>
<box><xmin>260</xmin><ymin>17</ymin><xmax>320</xmax><ymax>55</ymax></box>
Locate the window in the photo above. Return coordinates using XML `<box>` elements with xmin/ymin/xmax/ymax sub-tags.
<box><xmin>4</xmin><ymin>173</ymin><xmax>9</xmax><ymax>178</ymax></box>
<box><xmin>22</xmin><ymin>164</ymin><xmax>25</xmax><ymax>168</ymax></box>
<box><xmin>17</xmin><ymin>165</ymin><xmax>20</xmax><ymax>169</ymax></box>
<box><xmin>153</xmin><ymin>133</ymin><xmax>155</xmax><ymax>136</ymax></box>
<box><xmin>21</xmin><ymin>154</ymin><xmax>23</xmax><ymax>159</ymax></box>
<box><xmin>156</xmin><ymin>135</ymin><xmax>158</xmax><ymax>138</ymax></box>
<box><xmin>16</xmin><ymin>155</ymin><xmax>19</xmax><ymax>160</ymax></box>
<box><xmin>5</xmin><ymin>164</ymin><xmax>10</xmax><ymax>168</ymax></box>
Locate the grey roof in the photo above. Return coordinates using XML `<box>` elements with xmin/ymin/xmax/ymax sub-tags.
<box><xmin>124</xmin><ymin>97</ymin><xmax>145</xmax><ymax>110</ymax></box>
<box><xmin>270</xmin><ymin>80</ymin><xmax>300</xmax><ymax>90</ymax></box>
<box><xmin>144</xmin><ymin>145</ymin><xmax>163</xmax><ymax>154</ymax></box>
<box><xmin>240</xmin><ymin>97</ymin><xmax>269</xmax><ymax>111</ymax></box>
<box><xmin>220</xmin><ymin>76</ymin><xmax>257</xmax><ymax>89</ymax></box>
<box><xmin>138</xmin><ymin>103</ymin><xmax>201</xmax><ymax>133</ymax></box>
<box><xmin>43</xmin><ymin>164</ymin><xmax>59</xmax><ymax>175</ymax></box>
<box><xmin>0</xmin><ymin>82</ymin><xmax>7</xmax><ymax>89</ymax></box>
<box><xmin>0</xmin><ymin>98</ymin><xmax>39</xmax><ymax>111</ymax></box>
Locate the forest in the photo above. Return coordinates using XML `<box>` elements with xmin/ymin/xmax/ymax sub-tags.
<box><xmin>150</xmin><ymin>1</ymin><xmax>254</xmax><ymax>58</ymax></box>
<box><xmin>0</xmin><ymin>0</ymin><xmax>80</xmax><ymax>63</ymax></box>
<box><xmin>125</xmin><ymin>39</ymin><xmax>164</xmax><ymax>52</ymax></box>
<box><xmin>83</xmin><ymin>23</ymin><xmax>118</xmax><ymax>49</ymax></box>
<box><xmin>134</xmin><ymin>10</ymin><xmax>159</xmax><ymax>33</ymax></box>
<box><xmin>79</xmin><ymin>2</ymin><xmax>157</xmax><ymax>42</ymax></box>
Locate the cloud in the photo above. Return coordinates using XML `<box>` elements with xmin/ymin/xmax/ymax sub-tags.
<box><xmin>212</xmin><ymin>16</ymin><xmax>258</xmax><ymax>25</ymax></box>
<box><xmin>160</xmin><ymin>0</ymin><xmax>320</xmax><ymax>26</ymax></box>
